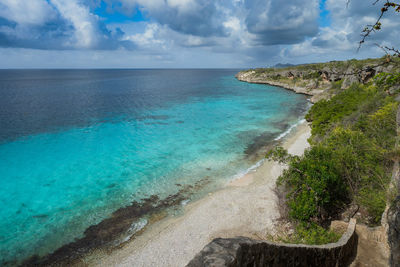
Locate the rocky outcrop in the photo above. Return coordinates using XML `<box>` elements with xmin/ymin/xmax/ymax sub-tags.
<box><xmin>236</xmin><ymin>75</ymin><xmax>320</xmax><ymax>96</ymax></box>
<box><xmin>340</xmin><ymin>66</ymin><xmax>377</xmax><ymax>89</ymax></box>
<box><xmin>235</xmin><ymin>71</ymin><xmax>322</xmax><ymax>100</ymax></box>
<box><xmin>388</xmin><ymin>197</ymin><xmax>400</xmax><ymax>266</ymax></box>
<box><xmin>187</xmin><ymin>219</ymin><xmax>357</xmax><ymax>267</ymax></box>
<box><xmin>236</xmin><ymin>58</ymin><xmax>399</xmax><ymax>103</ymax></box>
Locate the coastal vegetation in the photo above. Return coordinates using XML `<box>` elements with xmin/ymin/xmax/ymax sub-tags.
<box><xmin>236</xmin><ymin>57</ymin><xmax>400</xmax><ymax>104</ymax></box>
<box><xmin>266</xmin><ymin>70</ymin><xmax>400</xmax><ymax>244</ymax></box>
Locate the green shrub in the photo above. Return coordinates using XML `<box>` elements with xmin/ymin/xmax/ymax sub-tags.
<box><xmin>323</xmin><ymin>127</ymin><xmax>388</xmax><ymax>196</ymax></box>
<box><xmin>284</xmin><ymin>222</ymin><xmax>341</xmax><ymax>245</ymax></box>
<box><xmin>375</xmin><ymin>72</ymin><xmax>400</xmax><ymax>92</ymax></box>
<box><xmin>269</xmin><ymin>72</ymin><xmax>399</xmax><ymax>231</ymax></box>
<box><xmin>303</xmin><ymin>71</ymin><xmax>321</xmax><ymax>80</ymax></box>
<box><xmin>271</xmin><ymin>145</ymin><xmax>348</xmax><ymax>222</ymax></box>
<box><xmin>366</xmin><ymin>101</ymin><xmax>398</xmax><ymax>150</ymax></box>
<box><xmin>305</xmin><ymin>83</ymin><xmax>373</xmax><ymax>138</ymax></box>
<box><xmin>265</xmin><ymin>146</ymin><xmax>293</xmax><ymax>164</ymax></box>
<box><xmin>331</xmin><ymin>80</ymin><xmax>343</xmax><ymax>91</ymax></box>
<box><xmin>357</xmin><ymin>188</ymin><xmax>387</xmax><ymax>224</ymax></box>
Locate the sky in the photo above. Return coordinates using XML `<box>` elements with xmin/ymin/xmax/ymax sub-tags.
<box><xmin>0</xmin><ymin>0</ymin><xmax>399</xmax><ymax>68</ymax></box>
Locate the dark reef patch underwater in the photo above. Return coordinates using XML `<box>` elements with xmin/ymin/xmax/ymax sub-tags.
<box><xmin>20</xmin><ymin>179</ymin><xmax>210</xmax><ymax>266</ymax></box>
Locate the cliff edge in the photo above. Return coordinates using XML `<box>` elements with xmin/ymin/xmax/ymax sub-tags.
<box><xmin>236</xmin><ymin>57</ymin><xmax>400</xmax><ymax>103</ymax></box>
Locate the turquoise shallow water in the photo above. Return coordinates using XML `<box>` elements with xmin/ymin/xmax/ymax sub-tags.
<box><xmin>0</xmin><ymin>70</ymin><xmax>308</xmax><ymax>264</ymax></box>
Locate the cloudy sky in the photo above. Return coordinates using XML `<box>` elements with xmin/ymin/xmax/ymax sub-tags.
<box><xmin>0</xmin><ymin>0</ymin><xmax>398</xmax><ymax>68</ymax></box>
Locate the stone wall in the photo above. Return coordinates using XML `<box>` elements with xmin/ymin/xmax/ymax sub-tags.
<box><xmin>187</xmin><ymin>219</ymin><xmax>357</xmax><ymax>267</ymax></box>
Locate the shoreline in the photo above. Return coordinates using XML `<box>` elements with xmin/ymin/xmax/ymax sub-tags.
<box><xmin>17</xmin><ymin>113</ymin><xmax>310</xmax><ymax>266</ymax></box>
<box><xmin>235</xmin><ymin>72</ymin><xmax>323</xmax><ymax>103</ymax></box>
<box><xmin>84</xmin><ymin>120</ymin><xmax>311</xmax><ymax>267</ymax></box>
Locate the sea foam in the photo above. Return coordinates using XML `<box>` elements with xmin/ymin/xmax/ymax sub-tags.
<box><xmin>274</xmin><ymin>119</ymin><xmax>306</xmax><ymax>141</ymax></box>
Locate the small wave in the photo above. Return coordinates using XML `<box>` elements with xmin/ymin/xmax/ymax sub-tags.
<box><xmin>128</xmin><ymin>218</ymin><xmax>148</xmax><ymax>235</ymax></box>
<box><xmin>230</xmin><ymin>118</ymin><xmax>306</xmax><ymax>184</ymax></box>
<box><xmin>274</xmin><ymin>119</ymin><xmax>306</xmax><ymax>141</ymax></box>
<box><xmin>181</xmin><ymin>199</ymin><xmax>190</xmax><ymax>206</ymax></box>
<box><xmin>230</xmin><ymin>158</ymin><xmax>265</xmax><ymax>182</ymax></box>
<box><xmin>118</xmin><ymin>218</ymin><xmax>148</xmax><ymax>244</ymax></box>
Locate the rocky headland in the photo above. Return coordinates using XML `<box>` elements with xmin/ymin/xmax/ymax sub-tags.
<box><xmin>236</xmin><ymin>57</ymin><xmax>400</xmax><ymax>103</ymax></box>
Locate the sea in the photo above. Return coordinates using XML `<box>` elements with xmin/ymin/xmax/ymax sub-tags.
<box><xmin>0</xmin><ymin>69</ymin><xmax>309</xmax><ymax>264</ymax></box>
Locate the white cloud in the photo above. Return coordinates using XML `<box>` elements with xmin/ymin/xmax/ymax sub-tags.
<box><xmin>184</xmin><ymin>36</ymin><xmax>206</xmax><ymax>47</ymax></box>
<box><xmin>124</xmin><ymin>23</ymin><xmax>165</xmax><ymax>48</ymax></box>
<box><xmin>167</xmin><ymin>0</ymin><xmax>197</xmax><ymax>12</ymax></box>
<box><xmin>112</xmin><ymin>0</ymin><xmax>229</xmax><ymax>37</ymax></box>
<box><xmin>50</xmin><ymin>0</ymin><xmax>99</xmax><ymax>48</ymax></box>
<box><xmin>244</xmin><ymin>0</ymin><xmax>320</xmax><ymax>45</ymax></box>
<box><xmin>0</xmin><ymin>0</ymin><xmax>56</xmax><ymax>25</ymax></box>
<box><xmin>1</xmin><ymin>0</ymin><xmax>399</xmax><ymax>67</ymax></box>
<box><xmin>282</xmin><ymin>0</ymin><xmax>400</xmax><ymax>62</ymax></box>
<box><xmin>223</xmin><ymin>17</ymin><xmax>241</xmax><ymax>33</ymax></box>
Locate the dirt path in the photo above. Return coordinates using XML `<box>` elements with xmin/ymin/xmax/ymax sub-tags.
<box><xmin>351</xmin><ymin>225</ymin><xmax>389</xmax><ymax>267</ymax></box>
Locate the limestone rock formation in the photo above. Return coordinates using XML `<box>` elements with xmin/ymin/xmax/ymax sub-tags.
<box><xmin>388</xmin><ymin>196</ymin><xmax>400</xmax><ymax>266</ymax></box>
<box><xmin>236</xmin><ymin>58</ymin><xmax>400</xmax><ymax>102</ymax></box>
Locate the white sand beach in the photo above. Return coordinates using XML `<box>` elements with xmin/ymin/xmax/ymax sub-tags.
<box><xmin>86</xmin><ymin>122</ymin><xmax>311</xmax><ymax>267</ymax></box>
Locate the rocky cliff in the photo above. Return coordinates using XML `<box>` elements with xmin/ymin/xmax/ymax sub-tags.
<box><xmin>388</xmin><ymin>196</ymin><xmax>400</xmax><ymax>266</ymax></box>
<box><xmin>236</xmin><ymin>57</ymin><xmax>400</xmax><ymax>103</ymax></box>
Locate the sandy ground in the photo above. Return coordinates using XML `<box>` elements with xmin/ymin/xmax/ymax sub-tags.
<box><xmin>85</xmin><ymin>122</ymin><xmax>311</xmax><ymax>267</ymax></box>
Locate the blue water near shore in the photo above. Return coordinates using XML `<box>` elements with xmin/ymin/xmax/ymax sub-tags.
<box><xmin>0</xmin><ymin>69</ymin><xmax>308</xmax><ymax>263</ymax></box>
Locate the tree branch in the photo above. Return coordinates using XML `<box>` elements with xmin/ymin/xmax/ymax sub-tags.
<box><xmin>357</xmin><ymin>0</ymin><xmax>400</xmax><ymax>56</ymax></box>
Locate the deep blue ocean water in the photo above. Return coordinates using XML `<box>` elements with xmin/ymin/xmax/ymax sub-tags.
<box><xmin>0</xmin><ymin>69</ymin><xmax>308</xmax><ymax>263</ymax></box>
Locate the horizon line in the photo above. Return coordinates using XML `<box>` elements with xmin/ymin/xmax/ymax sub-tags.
<box><xmin>0</xmin><ymin>67</ymin><xmax>248</xmax><ymax>70</ymax></box>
